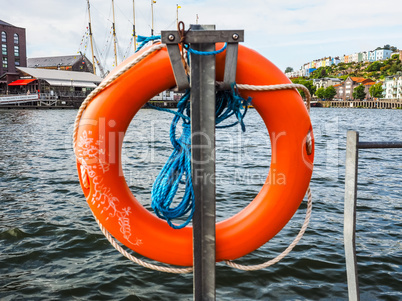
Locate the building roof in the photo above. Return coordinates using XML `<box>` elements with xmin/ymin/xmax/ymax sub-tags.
<box><xmin>0</xmin><ymin>20</ymin><xmax>15</xmax><ymax>27</ymax></box>
<box><xmin>27</xmin><ymin>55</ymin><xmax>88</xmax><ymax>68</ymax></box>
<box><xmin>350</xmin><ymin>77</ymin><xmax>369</xmax><ymax>83</ymax></box>
<box><xmin>17</xmin><ymin>67</ymin><xmax>102</xmax><ymax>87</ymax></box>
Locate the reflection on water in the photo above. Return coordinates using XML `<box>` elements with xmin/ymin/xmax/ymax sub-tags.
<box><xmin>0</xmin><ymin>108</ymin><xmax>401</xmax><ymax>300</ymax></box>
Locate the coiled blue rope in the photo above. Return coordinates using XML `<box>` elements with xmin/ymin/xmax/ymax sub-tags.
<box><xmin>136</xmin><ymin>35</ymin><xmax>161</xmax><ymax>52</ymax></box>
<box><xmin>150</xmin><ymin>85</ymin><xmax>251</xmax><ymax>229</ymax></box>
<box><xmin>151</xmin><ymin>91</ymin><xmax>193</xmax><ymax>229</ymax></box>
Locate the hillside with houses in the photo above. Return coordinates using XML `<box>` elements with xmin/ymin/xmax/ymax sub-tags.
<box><xmin>285</xmin><ymin>45</ymin><xmax>402</xmax><ymax>101</ymax></box>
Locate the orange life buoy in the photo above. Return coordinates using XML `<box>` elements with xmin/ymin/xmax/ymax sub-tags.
<box><xmin>75</xmin><ymin>43</ymin><xmax>314</xmax><ymax>266</ymax></box>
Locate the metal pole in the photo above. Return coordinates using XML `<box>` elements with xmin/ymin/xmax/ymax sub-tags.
<box><xmin>344</xmin><ymin>130</ymin><xmax>360</xmax><ymax>301</ymax></box>
<box><xmin>133</xmin><ymin>0</ymin><xmax>137</xmax><ymax>52</ymax></box>
<box><xmin>358</xmin><ymin>141</ymin><xmax>402</xmax><ymax>149</ymax></box>
<box><xmin>190</xmin><ymin>24</ymin><xmax>216</xmax><ymax>301</ymax></box>
<box><xmin>176</xmin><ymin>4</ymin><xmax>180</xmax><ymax>27</ymax></box>
<box><xmin>151</xmin><ymin>0</ymin><xmax>154</xmax><ymax>36</ymax></box>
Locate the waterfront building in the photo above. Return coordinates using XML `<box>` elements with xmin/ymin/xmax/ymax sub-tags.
<box><xmin>28</xmin><ymin>54</ymin><xmax>94</xmax><ymax>73</ymax></box>
<box><xmin>334</xmin><ymin>77</ymin><xmax>375</xmax><ymax>100</ymax></box>
<box><xmin>363</xmin><ymin>82</ymin><xmax>376</xmax><ymax>100</ymax></box>
<box><xmin>313</xmin><ymin>78</ymin><xmax>342</xmax><ymax>90</ymax></box>
<box><xmin>0</xmin><ymin>20</ymin><xmax>27</xmax><ymax>94</ymax></box>
<box><xmin>333</xmin><ymin>83</ymin><xmax>343</xmax><ymax>99</ymax></box>
<box><xmin>383</xmin><ymin>75</ymin><xmax>402</xmax><ymax>99</ymax></box>
<box><xmin>8</xmin><ymin>67</ymin><xmax>101</xmax><ymax>101</ymax></box>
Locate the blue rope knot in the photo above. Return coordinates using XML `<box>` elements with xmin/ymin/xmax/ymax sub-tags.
<box><xmin>136</xmin><ymin>35</ymin><xmax>161</xmax><ymax>52</ymax></box>
<box><xmin>150</xmin><ymin>85</ymin><xmax>251</xmax><ymax>229</ymax></box>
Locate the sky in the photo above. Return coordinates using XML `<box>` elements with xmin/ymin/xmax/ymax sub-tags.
<box><xmin>1</xmin><ymin>0</ymin><xmax>402</xmax><ymax>74</ymax></box>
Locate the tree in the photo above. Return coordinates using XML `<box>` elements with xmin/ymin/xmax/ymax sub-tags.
<box><xmin>389</xmin><ymin>63</ymin><xmax>402</xmax><ymax>75</ymax></box>
<box><xmin>366</xmin><ymin>61</ymin><xmax>384</xmax><ymax>72</ymax></box>
<box><xmin>324</xmin><ymin>85</ymin><xmax>337</xmax><ymax>100</ymax></box>
<box><xmin>285</xmin><ymin>67</ymin><xmax>294</xmax><ymax>73</ymax></box>
<box><xmin>353</xmin><ymin>84</ymin><xmax>366</xmax><ymax>100</ymax></box>
<box><xmin>369</xmin><ymin>82</ymin><xmax>384</xmax><ymax>98</ymax></box>
<box><xmin>291</xmin><ymin>78</ymin><xmax>316</xmax><ymax>98</ymax></box>
<box><xmin>310</xmin><ymin>67</ymin><xmax>327</xmax><ymax>79</ymax></box>
<box><xmin>315</xmin><ymin>87</ymin><xmax>325</xmax><ymax>99</ymax></box>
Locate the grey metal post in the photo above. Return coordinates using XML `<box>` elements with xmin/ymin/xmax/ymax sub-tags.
<box><xmin>344</xmin><ymin>130</ymin><xmax>360</xmax><ymax>301</ymax></box>
<box><xmin>190</xmin><ymin>24</ymin><xmax>216</xmax><ymax>301</ymax></box>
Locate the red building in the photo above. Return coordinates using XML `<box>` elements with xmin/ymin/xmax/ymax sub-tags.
<box><xmin>334</xmin><ymin>77</ymin><xmax>375</xmax><ymax>100</ymax></box>
<box><xmin>0</xmin><ymin>20</ymin><xmax>27</xmax><ymax>94</ymax></box>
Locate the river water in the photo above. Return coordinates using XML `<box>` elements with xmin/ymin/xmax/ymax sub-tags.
<box><xmin>0</xmin><ymin>107</ymin><xmax>401</xmax><ymax>300</ymax></box>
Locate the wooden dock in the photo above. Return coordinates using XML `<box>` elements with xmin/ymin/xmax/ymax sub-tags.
<box><xmin>315</xmin><ymin>99</ymin><xmax>402</xmax><ymax>109</ymax></box>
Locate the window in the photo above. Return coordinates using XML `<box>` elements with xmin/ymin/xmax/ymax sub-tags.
<box><xmin>14</xmin><ymin>45</ymin><xmax>19</xmax><ymax>57</ymax></box>
<box><xmin>2</xmin><ymin>57</ymin><xmax>7</xmax><ymax>68</ymax></box>
<box><xmin>1</xmin><ymin>31</ymin><xmax>6</xmax><ymax>43</ymax></box>
<box><xmin>1</xmin><ymin>44</ymin><xmax>6</xmax><ymax>55</ymax></box>
<box><xmin>14</xmin><ymin>33</ymin><xmax>19</xmax><ymax>44</ymax></box>
<box><xmin>15</xmin><ymin>59</ymin><xmax>20</xmax><ymax>66</ymax></box>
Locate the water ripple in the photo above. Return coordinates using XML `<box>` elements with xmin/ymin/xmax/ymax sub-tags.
<box><xmin>0</xmin><ymin>108</ymin><xmax>401</xmax><ymax>300</ymax></box>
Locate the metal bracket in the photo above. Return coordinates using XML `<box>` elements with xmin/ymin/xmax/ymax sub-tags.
<box><xmin>161</xmin><ymin>28</ymin><xmax>244</xmax><ymax>91</ymax></box>
<box><xmin>165</xmin><ymin>44</ymin><xmax>190</xmax><ymax>91</ymax></box>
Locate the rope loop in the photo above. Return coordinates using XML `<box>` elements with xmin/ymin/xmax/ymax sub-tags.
<box><xmin>177</xmin><ymin>21</ymin><xmax>190</xmax><ymax>74</ymax></box>
<box><xmin>184</xmin><ymin>43</ymin><xmax>227</xmax><ymax>56</ymax></box>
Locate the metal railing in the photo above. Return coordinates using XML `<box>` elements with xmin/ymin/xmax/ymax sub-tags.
<box><xmin>344</xmin><ymin>130</ymin><xmax>402</xmax><ymax>301</ymax></box>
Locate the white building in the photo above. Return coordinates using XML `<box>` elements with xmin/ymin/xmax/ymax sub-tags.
<box><xmin>375</xmin><ymin>49</ymin><xmax>392</xmax><ymax>61</ymax></box>
<box><xmin>361</xmin><ymin>51</ymin><xmax>368</xmax><ymax>62</ymax></box>
<box><xmin>285</xmin><ymin>69</ymin><xmax>304</xmax><ymax>78</ymax></box>
<box><xmin>332</xmin><ymin>57</ymin><xmax>340</xmax><ymax>65</ymax></box>
<box><xmin>368</xmin><ymin>50</ymin><xmax>376</xmax><ymax>62</ymax></box>
<box><xmin>383</xmin><ymin>75</ymin><xmax>402</xmax><ymax>99</ymax></box>
<box><xmin>313</xmin><ymin>77</ymin><xmax>342</xmax><ymax>90</ymax></box>
<box><xmin>351</xmin><ymin>53</ymin><xmax>359</xmax><ymax>63</ymax></box>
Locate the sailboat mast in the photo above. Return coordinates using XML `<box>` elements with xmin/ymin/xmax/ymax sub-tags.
<box><xmin>87</xmin><ymin>0</ymin><xmax>96</xmax><ymax>75</ymax></box>
<box><xmin>176</xmin><ymin>4</ymin><xmax>179</xmax><ymax>27</ymax></box>
<box><xmin>133</xmin><ymin>0</ymin><xmax>137</xmax><ymax>52</ymax></box>
<box><xmin>111</xmin><ymin>0</ymin><xmax>118</xmax><ymax>67</ymax></box>
<box><xmin>151</xmin><ymin>0</ymin><xmax>155</xmax><ymax>36</ymax></box>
